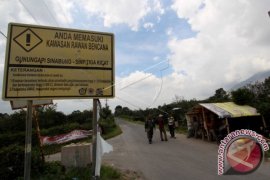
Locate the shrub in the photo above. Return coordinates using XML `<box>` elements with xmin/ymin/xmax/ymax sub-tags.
<box><xmin>0</xmin><ymin>131</ymin><xmax>40</xmax><ymax>148</ymax></box>
<box><xmin>0</xmin><ymin>145</ymin><xmax>24</xmax><ymax>179</ymax></box>
<box><xmin>99</xmin><ymin>116</ymin><xmax>116</xmax><ymax>134</ymax></box>
<box><xmin>0</xmin><ymin>145</ymin><xmax>43</xmax><ymax>179</ymax></box>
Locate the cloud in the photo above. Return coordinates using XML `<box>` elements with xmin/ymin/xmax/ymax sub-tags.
<box><xmin>153</xmin><ymin>56</ymin><xmax>160</xmax><ymax>61</ymax></box>
<box><xmin>108</xmin><ymin>69</ymin><xmax>214</xmax><ymax>111</ymax></box>
<box><xmin>80</xmin><ymin>0</ymin><xmax>164</xmax><ymax>31</ymax></box>
<box><xmin>171</xmin><ymin>0</ymin><xmax>204</xmax><ymax>19</ymax></box>
<box><xmin>0</xmin><ymin>63</ymin><xmax>11</xmax><ymax>114</ymax></box>
<box><xmin>49</xmin><ymin>0</ymin><xmax>74</xmax><ymax>26</ymax></box>
<box><xmin>168</xmin><ymin>0</ymin><xmax>270</xmax><ymax>99</ymax></box>
<box><xmin>115</xmin><ymin>71</ymin><xmax>164</xmax><ymax>108</ymax></box>
<box><xmin>80</xmin><ymin>0</ymin><xmax>149</xmax><ymax>31</ymax></box>
<box><xmin>46</xmin><ymin>71</ymin><xmax>167</xmax><ymax>113</ymax></box>
<box><xmin>144</xmin><ymin>22</ymin><xmax>154</xmax><ymax>31</ymax></box>
<box><xmin>0</xmin><ymin>1</ymin><xmax>33</xmax><ymax>33</ymax></box>
<box><xmin>152</xmin><ymin>0</ymin><xmax>165</xmax><ymax>15</ymax></box>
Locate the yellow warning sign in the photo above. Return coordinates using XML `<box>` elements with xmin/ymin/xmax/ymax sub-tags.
<box><xmin>2</xmin><ymin>23</ymin><xmax>114</xmax><ymax>100</ymax></box>
<box><xmin>13</xmin><ymin>28</ymin><xmax>43</xmax><ymax>52</ymax></box>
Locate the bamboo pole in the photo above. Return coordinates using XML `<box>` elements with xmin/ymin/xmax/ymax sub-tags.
<box><xmin>262</xmin><ymin>116</ymin><xmax>267</xmax><ymax>128</ymax></box>
<box><xmin>202</xmin><ymin>107</ymin><xmax>209</xmax><ymax>141</ymax></box>
<box><xmin>33</xmin><ymin>107</ymin><xmax>45</xmax><ymax>162</ymax></box>
<box><xmin>225</xmin><ymin>118</ymin><xmax>230</xmax><ymax>134</ymax></box>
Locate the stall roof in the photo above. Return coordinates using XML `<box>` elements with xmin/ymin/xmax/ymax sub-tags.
<box><xmin>200</xmin><ymin>103</ymin><xmax>231</xmax><ymax>118</ymax></box>
<box><xmin>194</xmin><ymin>102</ymin><xmax>260</xmax><ymax>118</ymax></box>
<box><xmin>213</xmin><ymin>102</ymin><xmax>260</xmax><ymax>118</ymax></box>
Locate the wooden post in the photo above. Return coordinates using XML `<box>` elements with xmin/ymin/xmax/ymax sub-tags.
<box><xmin>92</xmin><ymin>99</ymin><xmax>98</xmax><ymax>179</ymax></box>
<box><xmin>24</xmin><ymin>100</ymin><xmax>33</xmax><ymax>180</ymax></box>
<box><xmin>225</xmin><ymin>118</ymin><xmax>230</xmax><ymax>134</ymax></box>
<box><xmin>33</xmin><ymin>107</ymin><xmax>45</xmax><ymax>162</ymax></box>
<box><xmin>202</xmin><ymin>107</ymin><xmax>209</xmax><ymax>141</ymax></box>
<box><xmin>262</xmin><ymin>116</ymin><xmax>267</xmax><ymax>128</ymax></box>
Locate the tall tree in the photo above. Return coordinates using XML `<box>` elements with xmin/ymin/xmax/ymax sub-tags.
<box><xmin>114</xmin><ymin>105</ymin><xmax>122</xmax><ymax>116</ymax></box>
<box><xmin>208</xmin><ymin>88</ymin><xmax>230</xmax><ymax>102</ymax></box>
<box><xmin>231</xmin><ymin>88</ymin><xmax>255</xmax><ymax>105</ymax></box>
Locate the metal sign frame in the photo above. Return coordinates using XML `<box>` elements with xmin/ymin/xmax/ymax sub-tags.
<box><xmin>10</xmin><ymin>99</ymin><xmax>53</xmax><ymax>110</ymax></box>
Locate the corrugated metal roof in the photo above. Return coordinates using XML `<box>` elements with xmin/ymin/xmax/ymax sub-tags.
<box><xmin>198</xmin><ymin>102</ymin><xmax>260</xmax><ymax>118</ymax></box>
<box><xmin>200</xmin><ymin>103</ymin><xmax>231</xmax><ymax>118</ymax></box>
<box><xmin>214</xmin><ymin>102</ymin><xmax>260</xmax><ymax>117</ymax></box>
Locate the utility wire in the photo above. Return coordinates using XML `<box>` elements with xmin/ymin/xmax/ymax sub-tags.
<box><xmin>19</xmin><ymin>0</ymin><xmax>40</xmax><ymax>24</ymax></box>
<box><xmin>120</xmin><ymin>65</ymin><xmax>168</xmax><ymax>91</ymax></box>
<box><xmin>103</xmin><ymin>60</ymin><xmax>169</xmax><ymax>91</ymax></box>
<box><xmin>118</xmin><ymin>67</ymin><xmax>165</xmax><ymax>108</ymax></box>
<box><xmin>0</xmin><ymin>31</ymin><xmax>7</xmax><ymax>38</ymax></box>
<box><xmin>146</xmin><ymin>69</ymin><xmax>164</xmax><ymax>109</ymax></box>
<box><xmin>118</xmin><ymin>91</ymin><xmax>150</xmax><ymax>107</ymax></box>
<box><xmin>40</xmin><ymin>0</ymin><xmax>59</xmax><ymax>26</ymax></box>
<box><xmin>116</xmin><ymin>96</ymin><xmax>169</xmax><ymax>115</ymax></box>
<box><xmin>55</xmin><ymin>0</ymin><xmax>71</xmax><ymax>25</ymax></box>
<box><xmin>115</xmin><ymin>67</ymin><xmax>168</xmax><ymax>114</ymax></box>
<box><xmin>116</xmin><ymin>96</ymin><xmax>142</xmax><ymax>109</ymax></box>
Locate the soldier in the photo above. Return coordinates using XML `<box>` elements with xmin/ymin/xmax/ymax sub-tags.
<box><xmin>168</xmin><ymin>114</ymin><xmax>176</xmax><ymax>138</ymax></box>
<box><xmin>157</xmin><ymin>114</ymin><xmax>168</xmax><ymax>141</ymax></box>
<box><xmin>145</xmin><ymin>115</ymin><xmax>155</xmax><ymax>144</ymax></box>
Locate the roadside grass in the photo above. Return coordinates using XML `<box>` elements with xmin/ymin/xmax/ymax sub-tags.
<box><xmin>266</xmin><ymin>150</ymin><xmax>270</xmax><ymax>159</ymax></box>
<box><xmin>30</xmin><ymin>162</ymin><xmax>122</xmax><ymax>180</ymax></box>
<box><xmin>175</xmin><ymin>126</ymin><xmax>188</xmax><ymax>134</ymax></box>
<box><xmin>118</xmin><ymin>115</ymin><xmax>145</xmax><ymax>125</ymax></box>
<box><xmin>102</xmin><ymin>125</ymin><xmax>122</xmax><ymax>140</ymax></box>
<box><xmin>266</xmin><ymin>140</ymin><xmax>270</xmax><ymax>159</ymax></box>
<box><xmin>125</xmin><ymin>119</ymin><xmax>145</xmax><ymax>125</ymax></box>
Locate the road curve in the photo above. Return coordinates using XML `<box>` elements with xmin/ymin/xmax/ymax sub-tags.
<box><xmin>102</xmin><ymin>118</ymin><xmax>270</xmax><ymax>180</ymax></box>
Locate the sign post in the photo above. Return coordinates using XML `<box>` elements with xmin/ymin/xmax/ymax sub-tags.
<box><xmin>2</xmin><ymin>23</ymin><xmax>114</xmax><ymax>179</ymax></box>
<box><xmin>24</xmin><ymin>100</ymin><xmax>33</xmax><ymax>180</ymax></box>
<box><xmin>92</xmin><ymin>99</ymin><xmax>98</xmax><ymax>179</ymax></box>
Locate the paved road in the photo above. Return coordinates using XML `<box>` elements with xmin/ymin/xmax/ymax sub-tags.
<box><xmin>103</xmin><ymin>118</ymin><xmax>270</xmax><ymax>180</ymax></box>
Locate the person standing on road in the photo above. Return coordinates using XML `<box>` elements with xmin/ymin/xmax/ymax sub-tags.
<box><xmin>145</xmin><ymin>115</ymin><xmax>155</xmax><ymax>144</ymax></box>
<box><xmin>157</xmin><ymin>114</ymin><xmax>168</xmax><ymax>141</ymax></box>
<box><xmin>168</xmin><ymin>114</ymin><xmax>176</xmax><ymax>138</ymax></box>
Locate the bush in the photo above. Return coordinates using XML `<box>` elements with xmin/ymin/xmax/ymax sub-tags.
<box><xmin>0</xmin><ymin>145</ymin><xmax>44</xmax><ymax>179</ymax></box>
<box><xmin>32</xmin><ymin>162</ymin><xmax>65</xmax><ymax>180</ymax></box>
<box><xmin>0</xmin><ymin>145</ymin><xmax>24</xmax><ymax>179</ymax></box>
<box><xmin>0</xmin><ymin>130</ymin><xmax>42</xmax><ymax>148</ymax></box>
<box><xmin>99</xmin><ymin>116</ymin><xmax>116</xmax><ymax>134</ymax></box>
<box><xmin>31</xmin><ymin>163</ymin><xmax>121</xmax><ymax>180</ymax></box>
<box><xmin>100</xmin><ymin>165</ymin><xmax>121</xmax><ymax>179</ymax></box>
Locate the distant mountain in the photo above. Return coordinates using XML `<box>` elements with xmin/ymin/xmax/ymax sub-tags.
<box><xmin>231</xmin><ymin>70</ymin><xmax>270</xmax><ymax>90</ymax></box>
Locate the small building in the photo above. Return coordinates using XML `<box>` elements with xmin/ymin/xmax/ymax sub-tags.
<box><xmin>185</xmin><ymin>102</ymin><xmax>266</xmax><ymax>142</ymax></box>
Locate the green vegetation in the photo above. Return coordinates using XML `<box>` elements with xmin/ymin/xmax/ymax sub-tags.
<box><xmin>231</xmin><ymin>78</ymin><xmax>270</xmax><ymax>123</ymax></box>
<box><xmin>102</xmin><ymin>125</ymin><xmax>122</xmax><ymax>140</ymax></box>
<box><xmin>114</xmin><ymin>78</ymin><xmax>270</xmax><ymax>138</ymax></box>
<box><xmin>0</xmin><ymin>104</ymin><xmax>123</xmax><ymax>179</ymax></box>
<box><xmin>30</xmin><ymin>162</ymin><xmax>121</xmax><ymax>180</ymax></box>
<box><xmin>114</xmin><ymin>98</ymin><xmax>198</xmax><ymax>134</ymax></box>
<box><xmin>265</xmin><ymin>150</ymin><xmax>270</xmax><ymax>159</ymax></box>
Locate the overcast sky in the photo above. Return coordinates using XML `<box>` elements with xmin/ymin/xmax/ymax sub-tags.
<box><xmin>1</xmin><ymin>0</ymin><xmax>270</xmax><ymax>114</ymax></box>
